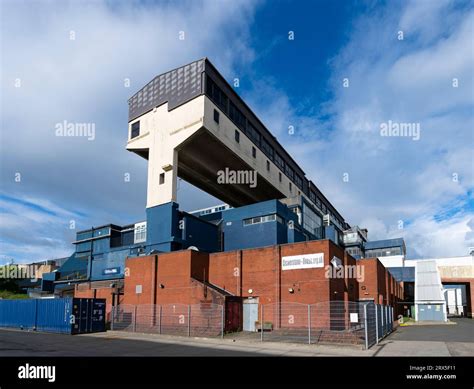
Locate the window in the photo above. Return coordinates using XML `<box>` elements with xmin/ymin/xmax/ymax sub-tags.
<box><xmin>295</xmin><ymin>174</ymin><xmax>303</xmax><ymax>189</ymax></box>
<box><xmin>252</xmin><ymin>146</ymin><xmax>256</xmax><ymax>158</ymax></box>
<box><xmin>261</xmin><ymin>138</ymin><xmax>274</xmax><ymax>159</ymax></box>
<box><xmin>207</xmin><ymin>75</ymin><xmax>228</xmax><ymax>113</ymax></box>
<box><xmin>274</xmin><ymin>152</ymin><xmax>284</xmax><ymax>170</ymax></box>
<box><xmin>316</xmin><ymin>197</ymin><xmax>322</xmax><ymax>209</ymax></box>
<box><xmin>213</xmin><ymin>109</ymin><xmax>219</xmax><ymax>123</ymax></box>
<box><xmin>229</xmin><ymin>102</ymin><xmax>246</xmax><ymax>132</ymax></box>
<box><xmin>134</xmin><ymin>222</ymin><xmax>147</xmax><ymax>244</ymax></box>
<box><xmin>234</xmin><ymin>130</ymin><xmax>240</xmax><ymax>143</ymax></box>
<box><xmin>243</xmin><ymin>214</ymin><xmax>279</xmax><ymax>226</ymax></box>
<box><xmin>302</xmin><ymin>203</ymin><xmax>322</xmax><ymax>237</ymax></box>
<box><xmin>131</xmin><ymin>121</ymin><xmax>140</xmax><ymax>138</ymax></box>
<box><xmin>159</xmin><ymin>173</ymin><xmax>165</xmax><ymax>185</ymax></box>
<box><xmin>266</xmin><ymin>160</ymin><xmax>270</xmax><ymax>171</ymax></box>
<box><xmin>309</xmin><ymin>191</ymin><xmax>316</xmax><ymax>203</ymax></box>
<box><xmin>285</xmin><ymin>164</ymin><xmax>294</xmax><ymax>181</ymax></box>
<box><xmin>247</xmin><ymin>122</ymin><xmax>261</xmax><ymax>146</ymax></box>
<box><xmin>279</xmin><ymin>172</ymin><xmax>282</xmax><ymax>182</ymax></box>
<box><xmin>289</xmin><ymin>182</ymin><xmax>292</xmax><ymax>192</ymax></box>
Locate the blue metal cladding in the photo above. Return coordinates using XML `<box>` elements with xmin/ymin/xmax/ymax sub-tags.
<box><xmin>0</xmin><ymin>299</ymin><xmax>37</xmax><ymax>329</ymax></box>
<box><xmin>0</xmin><ymin>298</ymin><xmax>106</xmax><ymax>334</ymax></box>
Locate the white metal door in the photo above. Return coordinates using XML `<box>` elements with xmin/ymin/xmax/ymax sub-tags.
<box><xmin>243</xmin><ymin>302</ymin><xmax>258</xmax><ymax>331</ymax></box>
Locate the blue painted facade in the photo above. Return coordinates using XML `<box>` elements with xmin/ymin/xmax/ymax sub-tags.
<box><xmin>146</xmin><ymin>202</ymin><xmax>219</xmax><ymax>252</ymax></box>
<box><xmin>220</xmin><ymin>200</ymin><xmax>306</xmax><ymax>251</ymax></box>
<box><xmin>146</xmin><ymin>202</ymin><xmax>180</xmax><ymax>252</ymax></box>
<box><xmin>41</xmin><ymin>195</ymin><xmax>406</xmax><ymax>296</ymax></box>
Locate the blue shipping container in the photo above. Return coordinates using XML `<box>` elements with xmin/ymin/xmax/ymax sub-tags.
<box><xmin>0</xmin><ymin>298</ymin><xmax>106</xmax><ymax>334</ymax></box>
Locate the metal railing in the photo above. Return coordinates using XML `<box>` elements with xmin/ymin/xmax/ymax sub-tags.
<box><xmin>111</xmin><ymin>303</ymin><xmax>224</xmax><ymax>338</ymax></box>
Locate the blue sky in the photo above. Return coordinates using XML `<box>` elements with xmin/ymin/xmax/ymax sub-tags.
<box><xmin>0</xmin><ymin>0</ymin><xmax>473</xmax><ymax>263</ymax></box>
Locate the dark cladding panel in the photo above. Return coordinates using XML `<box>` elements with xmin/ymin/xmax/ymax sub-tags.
<box><xmin>128</xmin><ymin>59</ymin><xmax>205</xmax><ymax>121</ymax></box>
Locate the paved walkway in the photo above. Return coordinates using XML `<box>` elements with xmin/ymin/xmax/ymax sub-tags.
<box><xmin>1</xmin><ymin>317</ymin><xmax>472</xmax><ymax>356</ymax></box>
<box><xmin>375</xmin><ymin>318</ymin><xmax>474</xmax><ymax>356</ymax></box>
<box><xmin>0</xmin><ymin>328</ymin><xmax>374</xmax><ymax>356</ymax></box>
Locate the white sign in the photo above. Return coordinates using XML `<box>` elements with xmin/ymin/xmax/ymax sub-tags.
<box><xmin>135</xmin><ymin>285</ymin><xmax>142</xmax><ymax>294</ymax></box>
<box><xmin>282</xmin><ymin>253</ymin><xmax>324</xmax><ymax>270</ymax></box>
<box><xmin>331</xmin><ymin>256</ymin><xmax>342</xmax><ymax>268</ymax></box>
<box><xmin>350</xmin><ymin>313</ymin><xmax>359</xmax><ymax>323</ymax></box>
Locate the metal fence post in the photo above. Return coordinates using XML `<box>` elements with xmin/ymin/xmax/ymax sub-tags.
<box><xmin>111</xmin><ymin>306</ymin><xmax>115</xmax><ymax>331</ymax></box>
<box><xmin>187</xmin><ymin>305</ymin><xmax>191</xmax><ymax>337</ymax></box>
<box><xmin>381</xmin><ymin>305</ymin><xmax>385</xmax><ymax>337</ymax></box>
<box><xmin>307</xmin><ymin>305</ymin><xmax>311</xmax><ymax>345</ymax></box>
<box><xmin>363</xmin><ymin>304</ymin><xmax>368</xmax><ymax>350</ymax></box>
<box><xmin>221</xmin><ymin>305</ymin><xmax>224</xmax><ymax>339</ymax></box>
<box><xmin>133</xmin><ymin>305</ymin><xmax>137</xmax><ymax>333</ymax></box>
<box><xmin>260</xmin><ymin>305</ymin><xmax>264</xmax><ymax>342</ymax></box>
<box><xmin>390</xmin><ymin>306</ymin><xmax>394</xmax><ymax>332</ymax></box>
<box><xmin>385</xmin><ymin>306</ymin><xmax>388</xmax><ymax>334</ymax></box>
<box><xmin>159</xmin><ymin>305</ymin><xmax>162</xmax><ymax>334</ymax></box>
<box><xmin>375</xmin><ymin>305</ymin><xmax>379</xmax><ymax>344</ymax></box>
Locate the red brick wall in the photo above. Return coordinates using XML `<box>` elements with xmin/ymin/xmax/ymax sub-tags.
<box><xmin>74</xmin><ymin>283</ymin><xmax>116</xmax><ymax>318</ymax></box>
<box><xmin>121</xmin><ymin>241</ymin><xmax>402</xmax><ymax>319</ymax></box>
<box><xmin>356</xmin><ymin>257</ymin><xmax>404</xmax><ymax>317</ymax></box>
<box><xmin>123</xmin><ymin>255</ymin><xmax>156</xmax><ymax>305</ymax></box>
<box><xmin>209</xmin><ymin>240</ymin><xmax>347</xmax><ymax>306</ymax></box>
<box><xmin>123</xmin><ymin>251</ymin><xmax>222</xmax><ymax>306</ymax></box>
<box><xmin>208</xmin><ymin>250</ymin><xmax>242</xmax><ymax>295</ymax></box>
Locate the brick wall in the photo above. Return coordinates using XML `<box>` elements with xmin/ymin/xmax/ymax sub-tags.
<box><xmin>78</xmin><ymin>240</ymin><xmax>406</xmax><ymax>325</ymax></box>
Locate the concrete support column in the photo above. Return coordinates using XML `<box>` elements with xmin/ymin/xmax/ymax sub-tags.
<box><xmin>146</xmin><ymin>143</ymin><xmax>178</xmax><ymax>208</ymax></box>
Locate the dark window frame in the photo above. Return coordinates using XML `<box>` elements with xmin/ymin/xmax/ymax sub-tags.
<box><xmin>131</xmin><ymin>121</ymin><xmax>140</xmax><ymax>138</ymax></box>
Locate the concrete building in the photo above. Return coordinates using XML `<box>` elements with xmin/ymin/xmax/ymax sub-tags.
<box><xmin>31</xmin><ymin>59</ymin><xmax>414</xmax><ymax>329</ymax></box>
<box><xmin>126</xmin><ymin>58</ymin><xmax>348</xmax><ymax>253</ymax></box>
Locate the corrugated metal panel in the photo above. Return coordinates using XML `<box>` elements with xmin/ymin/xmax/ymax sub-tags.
<box><xmin>415</xmin><ymin>260</ymin><xmax>444</xmax><ymax>302</ymax></box>
<box><xmin>36</xmin><ymin>298</ymin><xmax>72</xmax><ymax>334</ymax></box>
<box><xmin>0</xmin><ymin>299</ymin><xmax>37</xmax><ymax>329</ymax></box>
<box><xmin>0</xmin><ymin>298</ymin><xmax>106</xmax><ymax>334</ymax></box>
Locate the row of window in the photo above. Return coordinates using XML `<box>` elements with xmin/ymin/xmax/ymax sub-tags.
<box><xmin>243</xmin><ymin>214</ymin><xmax>283</xmax><ymax>226</ymax></box>
<box><xmin>199</xmin><ymin>205</ymin><xmax>228</xmax><ymax>216</ymax></box>
<box><xmin>365</xmin><ymin>247</ymin><xmax>403</xmax><ymax>258</ymax></box>
<box><xmin>207</xmin><ymin>74</ymin><xmax>345</xmax><ymax>228</ymax></box>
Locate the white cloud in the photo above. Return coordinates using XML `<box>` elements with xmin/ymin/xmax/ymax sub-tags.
<box><xmin>0</xmin><ymin>0</ymin><xmax>260</xmax><ymax>262</ymax></box>
<box><xmin>242</xmin><ymin>1</ymin><xmax>474</xmax><ymax>258</ymax></box>
<box><xmin>1</xmin><ymin>0</ymin><xmax>472</xmax><ymax>262</ymax></box>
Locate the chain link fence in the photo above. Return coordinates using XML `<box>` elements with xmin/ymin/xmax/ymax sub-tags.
<box><xmin>111</xmin><ymin>303</ymin><xmax>224</xmax><ymax>338</ymax></box>
<box><xmin>259</xmin><ymin>301</ymin><xmax>393</xmax><ymax>349</ymax></box>
<box><xmin>111</xmin><ymin>301</ymin><xmax>393</xmax><ymax>349</ymax></box>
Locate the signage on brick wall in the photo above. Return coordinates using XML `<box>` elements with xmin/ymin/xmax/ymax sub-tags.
<box><xmin>281</xmin><ymin>253</ymin><xmax>324</xmax><ymax>270</ymax></box>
